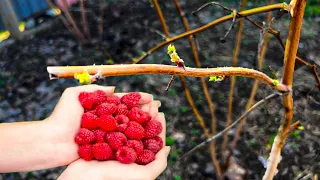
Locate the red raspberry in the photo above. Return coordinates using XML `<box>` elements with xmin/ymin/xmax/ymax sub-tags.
<box><xmin>75</xmin><ymin>128</ymin><xmax>95</xmax><ymax>145</ymax></box>
<box><xmin>136</xmin><ymin>150</ymin><xmax>155</xmax><ymax>165</ymax></box>
<box><xmin>105</xmin><ymin>132</ymin><xmax>127</xmax><ymax>150</ymax></box>
<box><xmin>115</xmin><ymin>115</ymin><xmax>129</xmax><ymax>132</ymax></box>
<box><xmin>92</xmin><ymin>143</ymin><xmax>113</xmax><ymax>160</ymax></box>
<box><xmin>78</xmin><ymin>144</ymin><xmax>93</xmax><ymax>161</ymax></box>
<box><xmin>143</xmin><ymin>138</ymin><xmax>162</xmax><ymax>153</ymax></box>
<box><xmin>120</xmin><ymin>92</ymin><xmax>141</xmax><ymax>109</ymax></box>
<box><xmin>106</xmin><ymin>95</ymin><xmax>120</xmax><ymax>105</ymax></box>
<box><xmin>115</xmin><ymin>104</ymin><xmax>129</xmax><ymax>115</ymax></box>
<box><xmin>127</xmin><ymin>107</ymin><xmax>151</xmax><ymax>124</ymax></box>
<box><xmin>99</xmin><ymin>115</ymin><xmax>117</xmax><ymax>131</ymax></box>
<box><xmin>92</xmin><ymin>90</ymin><xmax>107</xmax><ymax>105</ymax></box>
<box><xmin>116</xmin><ymin>146</ymin><xmax>137</xmax><ymax>164</ymax></box>
<box><xmin>96</xmin><ymin>103</ymin><xmax>117</xmax><ymax>116</ymax></box>
<box><xmin>79</xmin><ymin>92</ymin><xmax>95</xmax><ymax>110</ymax></box>
<box><xmin>125</xmin><ymin>121</ymin><xmax>145</xmax><ymax>140</ymax></box>
<box><xmin>126</xmin><ymin>140</ymin><xmax>143</xmax><ymax>155</ymax></box>
<box><xmin>93</xmin><ymin>129</ymin><xmax>106</xmax><ymax>143</ymax></box>
<box><xmin>153</xmin><ymin>136</ymin><xmax>164</xmax><ymax>147</ymax></box>
<box><xmin>81</xmin><ymin>112</ymin><xmax>99</xmax><ymax>129</ymax></box>
<box><xmin>145</xmin><ymin>120</ymin><xmax>162</xmax><ymax>138</ymax></box>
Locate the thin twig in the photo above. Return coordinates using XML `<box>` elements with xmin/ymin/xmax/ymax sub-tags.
<box><xmin>220</xmin><ymin>10</ymin><xmax>237</xmax><ymax>43</ymax></box>
<box><xmin>152</xmin><ymin>0</ymin><xmax>170</xmax><ymax>38</ymax></box>
<box><xmin>288</xmin><ymin>120</ymin><xmax>301</xmax><ymax>134</ymax></box>
<box><xmin>190</xmin><ymin>1</ymin><xmax>320</xmax><ymax>88</ymax></box>
<box><xmin>191</xmin><ymin>2</ymin><xmax>233</xmax><ymax>15</ymax></box>
<box><xmin>131</xmin><ymin>3</ymin><xmax>289</xmax><ymax>64</ymax></box>
<box><xmin>151</xmin><ymin>2</ymin><xmax>219</xmax><ymax>175</ymax></box>
<box><xmin>180</xmin><ymin>93</ymin><xmax>280</xmax><ymax>160</ymax></box>
<box><xmin>221</xmin><ymin>0</ymin><xmax>247</xmax><ymax>155</ymax></box>
<box><xmin>146</xmin><ymin>26</ymin><xmax>167</xmax><ymax>40</ymax></box>
<box><xmin>226</xmin><ymin>5</ymin><xmax>274</xmax><ymax>166</ymax></box>
<box><xmin>165</xmin><ymin>75</ymin><xmax>175</xmax><ymax>91</ymax></box>
<box><xmin>46</xmin><ymin>0</ymin><xmax>79</xmax><ymax>42</ymax></box>
<box><xmin>173</xmin><ymin>0</ymin><xmax>222</xmax><ymax>177</ymax></box>
<box><xmin>61</xmin><ymin>0</ymin><xmax>85</xmax><ymax>42</ymax></box>
<box><xmin>80</xmin><ymin>0</ymin><xmax>91</xmax><ymax>40</ymax></box>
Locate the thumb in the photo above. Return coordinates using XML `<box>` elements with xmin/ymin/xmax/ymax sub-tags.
<box><xmin>146</xmin><ymin>146</ymin><xmax>171</xmax><ymax>177</ymax></box>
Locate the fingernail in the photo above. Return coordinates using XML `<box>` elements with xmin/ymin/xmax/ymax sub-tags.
<box><xmin>154</xmin><ymin>100</ymin><xmax>161</xmax><ymax>107</ymax></box>
<box><xmin>166</xmin><ymin>146</ymin><xmax>171</xmax><ymax>154</ymax></box>
<box><xmin>151</xmin><ymin>95</ymin><xmax>154</xmax><ymax>101</ymax></box>
<box><xmin>160</xmin><ymin>112</ymin><xmax>165</xmax><ymax>117</ymax></box>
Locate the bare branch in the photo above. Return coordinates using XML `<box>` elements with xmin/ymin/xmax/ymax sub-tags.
<box><xmin>47</xmin><ymin>65</ymin><xmax>291</xmax><ymax>93</ymax></box>
<box><xmin>180</xmin><ymin>93</ymin><xmax>280</xmax><ymax>160</ymax></box>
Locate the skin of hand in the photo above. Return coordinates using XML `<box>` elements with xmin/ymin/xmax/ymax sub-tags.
<box><xmin>0</xmin><ymin>84</ymin><xmax>170</xmax><ymax>177</ymax></box>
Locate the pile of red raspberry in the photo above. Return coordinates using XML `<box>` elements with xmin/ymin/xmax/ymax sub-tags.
<box><xmin>75</xmin><ymin>90</ymin><xmax>163</xmax><ymax>165</ymax></box>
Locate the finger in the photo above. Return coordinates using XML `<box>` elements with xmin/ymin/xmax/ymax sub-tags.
<box><xmin>154</xmin><ymin>113</ymin><xmax>166</xmax><ymax>144</ymax></box>
<box><xmin>145</xmin><ymin>146</ymin><xmax>171</xmax><ymax>177</ymax></box>
<box><xmin>114</xmin><ymin>92</ymin><xmax>152</xmax><ymax>105</ymax></box>
<box><xmin>140</xmin><ymin>103</ymin><xmax>151</xmax><ymax>113</ymax></box>
<box><xmin>148</xmin><ymin>101</ymin><xmax>161</xmax><ymax>120</ymax></box>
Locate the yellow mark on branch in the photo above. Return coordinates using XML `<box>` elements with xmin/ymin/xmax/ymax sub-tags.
<box><xmin>209</xmin><ymin>75</ymin><xmax>226</xmax><ymax>82</ymax></box>
<box><xmin>74</xmin><ymin>70</ymin><xmax>100</xmax><ymax>85</ymax></box>
<box><xmin>74</xmin><ymin>70</ymin><xmax>91</xmax><ymax>84</ymax></box>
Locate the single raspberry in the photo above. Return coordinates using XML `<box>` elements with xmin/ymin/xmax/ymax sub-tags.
<box><xmin>78</xmin><ymin>144</ymin><xmax>93</xmax><ymax>161</ymax></box>
<box><xmin>99</xmin><ymin>115</ymin><xmax>117</xmax><ymax>131</ymax></box>
<box><xmin>125</xmin><ymin>121</ymin><xmax>145</xmax><ymax>140</ymax></box>
<box><xmin>145</xmin><ymin>120</ymin><xmax>162</xmax><ymax>138</ymax></box>
<box><xmin>116</xmin><ymin>146</ymin><xmax>137</xmax><ymax>164</ymax></box>
<box><xmin>126</xmin><ymin>140</ymin><xmax>143</xmax><ymax>155</ymax></box>
<box><xmin>79</xmin><ymin>92</ymin><xmax>95</xmax><ymax>110</ymax></box>
<box><xmin>120</xmin><ymin>92</ymin><xmax>141</xmax><ymax>109</ymax></box>
<box><xmin>152</xmin><ymin>136</ymin><xmax>164</xmax><ymax>147</ymax></box>
<box><xmin>92</xmin><ymin>90</ymin><xmax>107</xmax><ymax>105</ymax></box>
<box><xmin>115</xmin><ymin>104</ymin><xmax>129</xmax><ymax>115</ymax></box>
<box><xmin>136</xmin><ymin>150</ymin><xmax>155</xmax><ymax>165</ymax></box>
<box><xmin>106</xmin><ymin>95</ymin><xmax>120</xmax><ymax>105</ymax></box>
<box><xmin>93</xmin><ymin>129</ymin><xmax>106</xmax><ymax>143</ymax></box>
<box><xmin>127</xmin><ymin>107</ymin><xmax>151</xmax><ymax>124</ymax></box>
<box><xmin>81</xmin><ymin>112</ymin><xmax>99</xmax><ymax>129</ymax></box>
<box><xmin>115</xmin><ymin>115</ymin><xmax>129</xmax><ymax>132</ymax></box>
<box><xmin>92</xmin><ymin>143</ymin><xmax>113</xmax><ymax>160</ymax></box>
<box><xmin>105</xmin><ymin>132</ymin><xmax>127</xmax><ymax>150</ymax></box>
<box><xmin>75</xmin><ymin>128</ymin><xmax>95</xmax><ymax>145</ymax></box>
<box><xmin>143</xmin><ymin>138</ymin><xmax>162</xmax><ymax>153</ymax></box>
<box><xmin>96</xmin><ymin>103</ymin><xmax>117</xmax><ymax>116</ymax></box>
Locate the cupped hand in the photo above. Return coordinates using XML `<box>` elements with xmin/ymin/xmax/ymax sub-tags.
<box><xmin>45</xmin><ymin>85</ymin><xmax>170</xmax><ymax>180</ymax></box>
<box><xmin>58</xmin><ymin>112</ymin><xmax>170</xmax><ymax>180</ymax></box>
